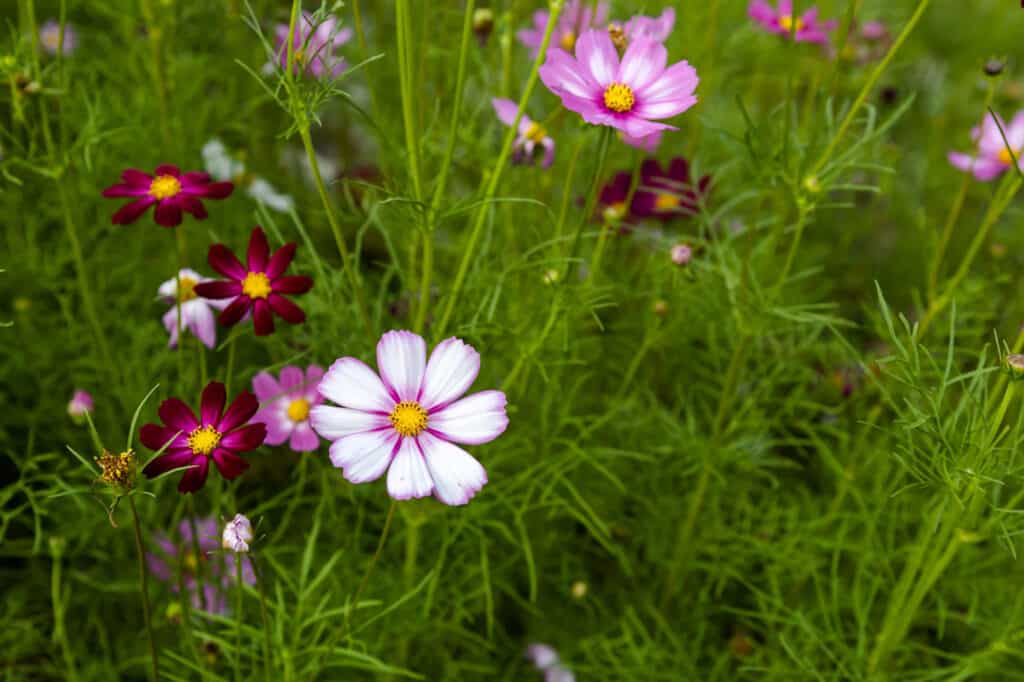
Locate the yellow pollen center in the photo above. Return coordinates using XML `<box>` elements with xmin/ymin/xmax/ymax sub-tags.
<box><xmin>241</xmin><ymin>271</ymin><xmax>272</xmax><ymax>299</ymax></box>
<box><xmin>294</xmin><ymin>49</ymin><xmax>306</xmax><ymax>65</ymax></box>
<box><xmin>603</xmin><ymin>83</ymin><xmax>635</xmax><ymax>113</ymax></box>
<box><xmin>187</xmin><ymin>425</ymin><xmax>222</xmax><ymax>456</ymax></box>
<box><xmin>42</xmin><ymin>32</ymin><xmax>59</xmax><ymax>50</ymax></box>
<box><xmin>603</xmin><ymin>201</ymin><xmax>626</xmax><ymax>223</ymax></box>
<box><xmin>998</xmin><ymin>147</ymin><xmax>1019</xmax><ymax>165</ymax></box>
<box><xmin>150</xmin><ymin>174</ymin><xmax>182</xmax><ymax>200</ymax></box>
<box><xmin>287</xmin><ymin>398</ymin><xmax>310</xmax><ymax>422</ymax></box>
<box><xmin>178</xmin><ymin>276</ymin><xmax>198</xmax><ymax>302</ymax></box>
<box><xmin>525</xmin><ymin>122</ymin><xmax>547</xmax><ymax>143</ymax></box>
<box><xmin>389</xmin><ymin>401</ymin><xmax>428</xmax><ymax>437</ymax></box>
<box><xmin>560</xmin><ymin>31</ymin><xmax>576</xmax><ymax>51</ymax></box>
<box><xmin>779</xmin><ymin>15</ymin><xmax>805</xmax><ymax>33</ymax></box>
<box><xmin>183</xmin><ymin>551</ymin><xmax>199</xmax><ymax>574</ymax></box>
<box><xmin>655</xmin><ymin>193</ymin><xmax>680</xmax><ymax>211</ymax></box>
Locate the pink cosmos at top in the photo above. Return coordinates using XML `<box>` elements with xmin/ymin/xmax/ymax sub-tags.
<box><xmin>310</xmin><ymin>331</ymin><xmax>509</xmax><ymax>506</ymax></box>
<box><xmin>948</xmin><ymin>111</ymin><xmax>1024</xmax><ymax>182</ymax></box>
<box><xmin>517</xmin><ymin>0</ymin><xmax>608</xmax><ymax>56</ymax></box>
<box><xmin>274</xmin><ymin>11</ymin><xmax>352</xmax><ymax>78</ymax></box>
<box><xmin>539</xmin><ymin>30</ymin><xmax>698</xmax><ymax>139</ymax></box>
<box><xmin>748</xmin><ymin>0</ymin><xmax>836</xmax><ymax>44</ymax></box>
<box><xmin>622</xmin><ymin>7</ymin><xmax>675</xmax><ymax>44</ymax></box>
<box><xmin>492</xmin><ymin>98</ymin><xmax>555</xmax><ymax>168</ymax></box>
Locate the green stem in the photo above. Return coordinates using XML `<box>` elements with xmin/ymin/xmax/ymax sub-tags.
<box><xmin>586</xmin><ymin>135</ymin><xmax>630</xmax><ymax>283</ymax></box>
<box><xmin>252</xmin><ymin>554</ymin><xmax>273</xmax><ymax>682</ymax></box>
<box><xmin>139</xmin><ymin>0</ymin><xmax>172</xmax><ymax>150</ymax></box>
<box><xmin>234</xmin><ymin>554</ymin><xmax>243</xmax><ymax>682</ymax></box>
<box><xmin>130</xmin><ymin>497</ymin><xmax>161</xmax><ymax>682</ymax></box>
<box><xmin>771</xmin><ymin>208</ymin><xmax>810</xmax><ymax>298</ymax></box>
<box><xmin>927</xmin><ymin>172</ymin><xmax>971</xmax><ymax>303</ymax></box>
<box><xmin>224</xmin><ymin>335</ymin><xmax>237</xmax><ymax>396</ymax></box>
<box><xmin>350</xmin><ymin>0</ymin><xmax>380</xmax><ymax>122</ymax></box>
<box><xmin>395</xmin><ymin>0</ymin><xmax>423</xmax><ymax>201</ymax></box>
<box><xmin>345</xmin><ymin>500</ymin><xmax>397</xmax><ymax>635</ymax></box>
<box><xmin>50</xmin><ymin>541</ymin><xmax>78</xmax><ymax>681</ymax></box>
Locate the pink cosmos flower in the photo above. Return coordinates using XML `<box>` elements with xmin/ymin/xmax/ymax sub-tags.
<box><xmin>526</xmin><ymin>644</ymin><xmax>575</xmax><ymax>682</ymax></box>
<box><xmin>39</xmin><ymin>20</ymin><xmax>77</xmax><ymax>56</ymax></box>
<box><xmin>621</xmin><ymin>130</ymin><xmax>662</xmax><ymax>153</ymax></box>
<box><xmin>101</xmin><ymin>165</ymin><xmax>234</xmax><ymax>228</ymax></box>
<box><xmin>222</xmin><ymin>514</ymin><xmax>254</xmax><ymax>553</ymax></box>
<box><xmin>68</xmin><ymin>389</ymin><xmax>93</xmax><ymax>420</ymax></box>
<box><xmin>310</xmin><ymin>331</ymin><xmax>509</xmax><ymax>506</ymax></box>
<box><xmin>539</xmin><ymin>30</ymin><xmax>698</xmax><ymax>139</ymax></box>
<box><xmin>671</xmin><ymin>243</ymin><xmax>693</xmax><ymax>265</ymax></box>
<box><xmin>948</xmin><ymin>111</ymin><xmax>1024</xmax><ymax>182</ymax></box>
<box><xmin>623</xmin><ymin>7</ymin><xmax>675</xmax><ymax>43</ymax></box>
<box><xmin>492</xmin><ymin>98</ymin><xmax>555</xmax><ymax>168</ymax></box>
<box><xmin>252</xmin><ymin>365</ymin><xmax>325</xmax><ymax>453</ymax></box>
<box><xmin>274</xmin><ymin>11</ymin><xmax>352</xmax><ymax>78</ymax></box>
<box><xmin>159</xmin><ymin>269</ymin><xmax>229</xmax><ymax>350</ymax></box>
<box><xmin>517</xmin><ymin>0</ymin><xmax>608</xmax><ymax>56</ymax></box>
<box><xmin>748</xmin><ymin>0</ymin><xmax>836</xmax><ymax>44</ymax></box>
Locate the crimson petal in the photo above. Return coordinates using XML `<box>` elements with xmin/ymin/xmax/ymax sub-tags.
<box><xmin>121</xmin><ymin>169</ymin><xmax>153</xmax><ymax>186</ymax></box>
<box><xmin>265</xmin><ymin>243</ymin><xmax>296</xmax><ymax>279</ymax></box>
<box><xmin>195</xmin><ymin>181</ymin><xmax>234</xmax><ymax>199</ymax></box>
<box><xmin>219</xmin><ymin>296</ymin><xmax>252</xmax><ymax>326</ymax></box>
<box><xmin>200</xmin><ymin>382</ymin><xmax>227</xmax><ymax>426</ymax></box>
<box><xmin>272</xmin><ymin>275</ymin><xmax>313</xmax><ymax>295</ymax></box>
<box><xmin>180</xmin><ymin>195</ymin><xmax>208</xmax><ymax>220</ymax></box>
<box><xmin>180</xmin><ymin>171</ymin><xmax>212</xmax><ymax>186</ymax></box>
<box><xmin>103</xmin><ymin>184</ymin><xmax>150</xmax><ymax>198</ymax></box>
<box><xmin>253</xmin><ymin>298</ymin><xmax>274</xmax><ymax>336</ymax></box>
<box><xmin>268</xmin><ymin>294</ymin><xmax>306</xmax><ymax>324</ymax></box>
<box><xmin>210</xmin><ymin>448</ymin><xmax>250</xmax><ymax>480</ymax></box>
<box><xmin>111</xmin><ymin>198</ymin><xmax>156</xmax><ymax>225</ymax></box>
<box><xmin>140</xmin><ymin>423</ymin><xmax>185</xmax><ymax>451</ymax></box>
<box><xmin>154</xmin><ymin>199</ymin><xmax>184</xmax><ymax>227</ymax></box>
<box><xmin>154</xmin><ymin>164</ymin><xmax>180</xmax><ymax>177</ymax></box>
<box><xmin>142</xmin><ymin>449</ymin><xmax>196</xmax><ymax>477</ymax></box>
<box><xmin>247</xmin><ymin>227</ymin><xmax>270</xmax><ymax>272</ymax></box>
<box><xmin>219</xmin><ymin>390</ymin><xmax>260</xmax><ymax>432</ymax></box>
<box><xmin>194</xmin><ymin>280</ymin><xmax>242</xmax><ymax>299</ymax></box>
<box><xmin>177</xmin><ymin>456</ymin><xmax>210</xmax><ymax>493</ymax></box>
<box><xmin>208</xmin><ymin>244</ymin><xmax>247</xmax><ymax>280</ymax></box>
<box><xmin>220</xmin><ymin>423</ymin><xmax>267</xmax><ymax>452</ymax></box>
<box><xmin>158</xmin><ymin>397</ymin><xmax>199</xmax><ymax>431</ymax></box>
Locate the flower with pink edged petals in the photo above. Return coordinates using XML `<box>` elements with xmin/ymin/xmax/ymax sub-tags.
<box><xmin>159</xmin><ymin>269</ymin><xmax>229</xmax><ymax>350</ymax></box>
<box><xmin>194</xmin><ymin>227</ymin><xmax>314</xmax><ymax>337</ymax></box>
<box><xmin>274</xmin><ymin>11</ymin><xmax>352</xmax><ymax>78</ymax></box>
<box><xmin>39</xmin><ymin>20</ymin><xmax>77</xmax><ymax>56</ymax></box>
<box><xmin>748</xmin><ymin>0</ymin><xmax>836</xmax><ymax>44</ymax></box>
<box><xmin>101</xmin><ymin>165</ymin><xmax>234</xmax><ymax>227</ymax></box>
<box><xmin>222</xmin><ymin>514</ymin><xmax>254</xmax><ymax>553</ymax></box>
<box><xmin>492</xmin><ymin>98</ymin><xmax>555</xmax><ymax>168</ymax></box>
<box><xmin>623</xmin><ymin>7</ymin><xmax>675</xmax><ymax>44</ymax></box>
<box><xmin>949</xmin><ymin>110</ymin><xmax>1024</xmax><ymax>182</ymax></box>
<box><xmin>252</xmin><ymin>365</ymin><xmax>325</xmax><ymax>453</ymax></box>
<box><xmin>139</xmin><ymin>382</ymin><xmax>266</xmax><ymax>494</ymax></box>
<box><xmin>310</xmin><ymin>331</ymin><xmax>508</xmax><ymax>506</ymax></box>
<box><xmin>517</xmin><ymin>0</ymin><xmax>608</xmax><ymax>56</ymax></box>
<box><xmin>526</xmin><ymin>643</ymin><xmax>575</xmax><ymax>682</ymax></box>
<box><xmin>68</xmin><ymin>389</ymin><xmax>93</xmax><ymax>421</ymax></box>
<box><xmin>539</xmin><ymin>30</ymin><xmax>698</xmax><ymax>139</ymax></box>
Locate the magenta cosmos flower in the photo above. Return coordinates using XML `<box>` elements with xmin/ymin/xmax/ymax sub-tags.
<box><xmin>539</xmin><ymin>30</ymin><xmax>698</xmax><ymax>139</ymax></box>
<box><xmin>140</xmin><ymin>382</ymin><xmax>266</xmax><ymax>493</ymax></box>
<box><xmin>748</xmin><ymin>0</ymin><xmax>836</xmax><ymax>44</ymax></box>
<box><xmin>148</xmin><ymin>517</ymin><xmax>255</xmax><ymax>615</ymax></box>
<box><xmin>252</xmin><ymin>365</ymin><xmax>325</xmax><ymax>453</ymax></box>
<box><xmin>39</xmin><ymin>19</ymin><xmax>77</xmax><ymax>56</ymax></box>
<box><xmin>622</xmin><ymin>7</ymin><xmax>675</xmax><ymax>44</ymax></box>
<box><xmin>492</xmin><ymin>98</ymin><xmax>555</xmax><ymax>168</ymax></box>
<box><xmin>275</xmin><ymin>11</ymin><xmax>352</xmax><ymax>78</ymax></box>
<box><xmin>194</xmin><ymin>227</ymin><xmax>314</xmax><ymax>337</ymax></box>
<box><xmin>949</xmin><ymin>111</ymin><xmax>1024</xmax><ymax>182</ymax></box>
<box><xmin>67</xmin><ymin>389</ymin><xmax>93</xmax><ymax>420</ymax></box>
<box><xmin>632</xmin><ymin>157</ymin><xmax>711</xmax><ymax>221</ymax></box>
<box><xmin>517</xmin><ymin>0</ymin><xmax>608</xmax><ymax>56</ymax></box>
<box><xmin>310</xmin><ymin>331</ymin><xmax>509</xmax><ymax>506</ymax></box>
<box><xmin>101</xmin><ymin>165</ymin><xmax>234</xmax><ymax>227</ymax></box>
<box><xmin>159</xmin><ymin>269</ymin><xmax>229</xmax><ymax>350</ymax></box>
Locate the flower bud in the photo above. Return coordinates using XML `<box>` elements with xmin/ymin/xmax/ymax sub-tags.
<box><xmin>984</xmin><ymin>58</ymin><xmax>1005</xmax><ymax>77</ymax></box>
<box><xmin>653</xmin><ymin>300</ymin><xmax>668</xmax><ymax>317</ymax></box>
<box><xmin>542</xmin><ymin>269</ymin><xmax>560</xmax><ymax>285</ymax></box>
<box><xmin>670</xmin><ymin>243</ymin><xmax>692</xmax><ymax>266</ymax></box>
<box><xmin>1007</xmin><ymin>354</ymin><xmax>1024</xmax><ymax>375</ymax></box>
<box><xmin>222</xmin><ymin>513</ymin><xmax>254</xmax><ymax>553</ymax></box>
<box><xmin>608</xmin><ymin>23</ymin><xmax>626</xmax><ymax>51</ymax></box>
<box><xmin>68</xmin><ymin>389</ymin><xmax>93</xmax><ymax>423</ymax></box>
<box><xmin>473</xmin><ymin>9</ymin><xmax>494</xmax><ymax>46</ymax></box>
<box><xmin>570</xmin><ymin>580</ymin><xmax>587</xmax><ymax>599</ymax></box>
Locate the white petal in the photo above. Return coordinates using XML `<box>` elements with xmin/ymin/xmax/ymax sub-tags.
<box><xmin>377</xmin><ymin>330</ymin><xmax>427</xmax><ymax>401</ymax></box>
<box><xmin>188</xmin><ymin>301</ymin><xmax>217</xmax><ymax>349</ymax></box>
<box><xmin>419</xmin><ymin>337</ymin><xmax>481</xmax><ymax>410</ymax></box>
<box><xmin>429</xmin><ymin>390</ymin><xmax>508</xmax><ymax>445</ymax></box>
<box><xmin>318</xmin><ymin>357</ymin><xmax>394</xmax><ymax>412</ymax></box>
<box><xmin>419</xmin><ymin>432</ymin><xmax>487</xmax><ymax>506</ymax></box>
<box><xmin>309</xmin><ymin>405</ymin><xmax>389</xmax><ymax>440</ymax></box>
<box><xmin>386</xmin><ymin>437</ymin><xmax>434</xmax><ymax>500</ymax></box>
<box><xmin>329</xmin><ymin>429</ymin><xmax>399</xmax><ymax>483</ymax></box>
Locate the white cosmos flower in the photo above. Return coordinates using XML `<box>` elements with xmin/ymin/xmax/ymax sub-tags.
<box><xmin>310</xmin><ymin>330</ymin><xmax>509</xmax><ymax>506</ymax></box>
<box><xmin>158</xmin><ymin>268</ymin><xmax>229</xmax><ymax>349</ymax></box>
<box><xmin>201</xmin><ymin>138</ymin><xmax>294</xmax><ymax>213</ymax></box>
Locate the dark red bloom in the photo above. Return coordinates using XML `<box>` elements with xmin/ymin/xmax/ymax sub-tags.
<box><xmin>101</xmin><ymin>165</ymin><xmax>234</xmax><ymax>228</ymax></box>
<box><xmin>140</xmin><ymin>382</ymin><xmax>265</xmax><ymax>494</ymax></box>
<box><xmin>597</xmin><ymin>170</ymin><xmax>637</xmax><ymax>225</ymax></box>
<box><xmin>631</xmin><ymin>158</ymin><xmax>710</xmax><ymax>222</ymax></box>
<box><xmin>194</xmin><ymin>227</ymin><xmax>314</xmax><ymax>336</ymax></box>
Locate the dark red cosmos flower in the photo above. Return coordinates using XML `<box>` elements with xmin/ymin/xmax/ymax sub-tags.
<box><xmin>194</xmin><ymin>227</ymin><xmax>313</xmax><ymax>336</ymax></box>
<box><xmin>140</xmin><ymin>382</ymin><xmax>266</xmax><ymax>494</ymax></box>
<box><xmin>597</xmin><ymin>170</ymin><xmax>637</xmax><ymax>225</ymax></box>
<box><xmin>101</xmin><ymin>165</ymin><xmax>234</xmax><ymax>227</ymax></box>
<box><xmin>632</xmin><ymin>158</ymin><xmax>710</xmax><ymax>222</ymax></box>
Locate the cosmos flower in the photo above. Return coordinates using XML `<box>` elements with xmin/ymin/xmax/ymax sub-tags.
<box><xmin>68</xmin><ymin>389</ymin><xmax>93</xmax><ymax>421</ymax></box>
<box><xmin>632</xmin><ymin>157</ymin><xmax>710</xmax><ymax>221</ymax></box>
<box><xmin>202</xmin><ymin>139</ymin><xmax>294</xmax><ymax>213</ymax></box>
<box><xmin>671</xmin><ymin>243</ymin><xmax>693</xmax><ymax>265</ymax></box>
<box><xmin>539</xmin><ymin>29</ymin><xmax>698</xmax><ymax>138</ymax></box>
<box><xmin>748</xmin><ymin>0</ymin><xmax>836</xmax><ymax>44</ymax></box>
<box><xmin>274</xmin><ymin>11</ymin><xmax>352</xmax><ymax>78</ymax></box>
<box><xmin>194</xmin><ymin>227</ymin><xmax>314</xmax><ymax>337</ymax></box>
<box><xmin>140</xmin><ymin>382</ymin><xmax>266</xmax><ymax>493</ymax></box>
<box><xmin>101</xmin><ymin>165</ymin><xmax>234</xmax><ymax>228</ymax></box>
<box><xmin>597</xmin><ymin>170</ymin><xmax>636</xmax><ymax>225</ymax></box>
<box><xmin>621</xmin><ymin>130</ymin><xmax>662</xmax><ymax>153</ymax></box>
<box><xmin>251</xmin><ymin>365</ymin><xmax>325</xmax><ymax>453</ymax></box>
<box><xmin>831</xmin><ymin>19</ymin><xmax>891</xmax><ymax>63</ymax></box>
<box><xmin>948</xmin><ymin>110</ymin><xmax>1024</xmax><ymax>182</ymax></box>
<box><xmin>39</xmin><ymin>19</ymin><xmax>77</xmax><ymax>56</ymax></box>
<box><xmin>491</xmin><ymin>98</ymin><xmax>555</xmax><ymax>168</ymax></box>
<box><xmin>158</xmin><ymin>269</ymin><xmax>229</xmax><ymax>350</ymax></box>
<box><xmin>526</xmin><ymin>644</ymin><xmax>575</xmax><ymax>682</ymax></box>
<box><xmin>222</xmin><ymin>514</ymin><xmax>254</xmax><ymax>553</ymax></box>
<box><xmin>310</xmin><ymin>331</ymin><xmax>509</xmax><ymax>506</ymax></box>
<box><xmin>147</xmin><ymin>517</ymin><xmax>255</xmax><ymax>615</ymax></box>
<box><xmin>622</xmin><ymin>7</ymin><xmax>675</xmax><ymax>44</ymax></box>
<box><xmin>517</xmin><ymin>0</ymin><xmax>609</xmax><ymax>56</ymax></box>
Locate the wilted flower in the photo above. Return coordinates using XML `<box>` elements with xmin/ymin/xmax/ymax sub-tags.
<box><xmin>517</xmin><ymin>0</ymin><xmax>608</xmax><ymax>56</ymax></box>
<box><xmin>222</xmin><ymin>514</ymin><xmax>253</xmax><ymax>553</ymax></box>
<box><xmin>526</xmin><ymin>643</ymin><xmax>575</xmax><ymax>682</ymax></box>
<box><xmin>139</xmin><ymin>382</ymin><xmax>266</xmax><ymax>493</ymax></box>
<box><xmin>159</xmin><ymin>269</ymin><xmax>229</xmax><ymax>350</ymax></box>
<box><xmin>632</xmin><ymin>157</ymin><xmax>710</xmax><ymax>221</ymax></box>
<box><xmin>671</xmin><ymin>243</ymin><xmax>692</xmax><ymax>265</ymax></box>
<box><xmin>539</xmin><ymin>30</ymin><xmax>698</xmax><ymax>139</ymax></box>
<box><xmin>252</xmin><ymin>365</ymin><xmax>325</xmax><ymax>452</ymax></box>
<box><xmin>202</xmin><ymin>139</ymin><xmax>294</xmax><ymax>213</ymax></box>
<box><xmin>310</xmin><ymin>331</ymin><xmax>509</xmax><ymax>506</ymax></box>
<box><xmin>748</xmin><ymin>0</ymin><xmax>836</xmax><ymax>44</ymax></box>
<box><xmin>274</xmin><ymin>11</ymin><xmax>352</xmax><ymax>78</ymax></box>
<box><xmin>948</xmin><ymin>110</ymin><xmax>1024</xmax><ymax>182</ymax></box>
<box><xmin>68</xmin><ymin>389</ymin><xmax>93</xmax><ymax>421</ymax></box>
<box><xmin>101</xmin><ymin>165</ymin><xmax>234</xmax><ymax>227</ymax></box>
<box><xmin>194</xmin><ymin>227</ymin><xmax>314</xmax><ymax>336</ymax></box>
<box><xmin>39</xmin><ymin>20</ymin><xmax>77</xmax><ymax>55</ymax></box>
<box><xmin>95</xmin><ymin>449</ymin><xmax>136</xmax><ymax>490</ymax></box>
<box><xmin>492</xmin><ymin>98</ymin><xmax>555</xmax><ymax>168</ymax></box>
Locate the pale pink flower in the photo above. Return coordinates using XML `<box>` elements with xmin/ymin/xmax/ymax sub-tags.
<box><xmin>222</xmin><ymin>514</ymin><xmax>253</xmax><ymax>553</ymax></box>
<box><xmin>68</xmin><ymin>390</ymin><xmax>93</xmax><ymax>419</ymax></box>
<box><xmin>252</xmin><ymin>365</ymin><xmax>325</xmax><ymax>453</ymax></box>
<box><xmin>273</xmin><ymin>11</ymin><xmax>352</xmax><ymax>78</ymax></box>
<box><xmin>621</xmin><ymin>130</ymin><xmax>662</xmax><ymax>153</ymax></box>
<box><xmin>526</xmin><ymin>644</ymin><xmax>575</xmax><ymax>682</ymax></box>
<box><xmin>158</xmin><ymin>269</ymin><xmax>229</xmax><ymax>350</ymax></box>
<box><xmin>517</xmin><ymin>0</ymin><xmax>609</xmax><ymax>56</ymax></box>
<box><xmin>671</xmin><ymin>243</ymin><xmax>692</xmax><ymax>265</ymax></box>
<box><xmin>949</xmin><ymin>111</ymin><xmax>1024</xmax><ymax>182</ymax></box>
<box><xmin>748</xmin><ymin>0</ymin><xmax>836</xmax><ymax>44</ymax></box>
<box><xmin>492</xmin><ymin>98</ymin><xmax>555</xmax><ymax>168</ymax></box>
<box><xmin>39</xmin><ymin>20</ymin><xmax>77</xmax><ymax>56</ymax></box>
<box><xmin>623</xmin><ymin>7</ymin><xmax>675</xmax><ymax>43</ymax></box>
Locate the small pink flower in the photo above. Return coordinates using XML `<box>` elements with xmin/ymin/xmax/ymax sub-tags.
<box><xmin>310</xmin><ymin>331</ymin><xmax>508</xmax><ymax>506</ymax></box>
<box><xmin>526</xmin><ymin>644</ymin><xmax>575</xmax><ymax>682</ymax></box>
<box><xmin>517</xmin><ymin>0</ymin><xmax>608</xmax><ymax>56</ymax></box>
<box><xmin>623</xmin><ymin>7</ymin><xmax>675</xmax><ymax>43</ymax></box>
<box><xmin>101</xmin><ymin>165</ymin><xmax>234</xmax><ymax>228</ymax></box>
<box><xmin>39</xmin><ymin>19</ymin><xmax>77</xmax><ymax>56</ymax></box>
<box><xmin>159</xmin><ymin>269</ymin><xmax>229</xmax><ymax>350</ymax></box>
<box><xmin>68</xmin><ymin>390</ymin><xmax>93</xmax><ymax>419</ymax></box>
<box><xmin>539</xmin><ymin>30</ymin><xmax>698</xmax><ymax>139</ymax></box>
<box><xmin>949</xmin><ymin>111</ymin><xmax>1024</xmax><ymax>182</ymax></box>
<box><xmin>671</xmin><ymin>243</ymin><xmax>692</xmax><ymax>265</ymax></box>
<box><xmin>274</xmin><ymin>11</ymin><xmax>352</xmax><ymax>78</ymax></box>
<box><xmin>251</xmin><ymin>365</ymin><xmax>325</xmax><ymax>453</ymax></box>
<box><xmin>222</xmin><ymin>514</ymin><xmax>254</xmax><ymax>553</ymax></box>
<box><xmin>748</xmin><ymin>0</ymin><xmax>836</xmax><ymax>44</ymax></box>
<box><xmin>492</xmin><ymin>98</ymin><xmax>555</xmax><ymax>168</ymax></box>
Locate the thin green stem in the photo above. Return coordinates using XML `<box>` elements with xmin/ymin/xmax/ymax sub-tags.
<box><xmin>586</xmin><ymin>134</ymin><xmax>628</xmax><ymax>283</ymax></box>
<box><xmin>927</xmin><ymin>172</ymin><xmax>971</xmax><ymax>303</ymax></box>
<box><xmin>234</xmin><ymin>554</ymin><xmax>244</xmax><ymax>682</ymax></box>
<box><xmin>770</xmin><ymin>208</ymin><xmax>810</xmax><ymax>298</ymax></box>
<box><xmin>50</xmin><ymin>541</ymin><xmax>78</xmax><ymax>681</ymax></box>
<box><xmin>350</xmin><ymin>0</ymin><xmax>380</xmax><ymax>121</ymax></box>
<box><xmin>395</xmin><ymin>0</ymin><xmax>423</xmax><ymax>202</ymax></box>
<box><xmin>344</xmin><ymin>500</ymin><xmax>397</xmax><ymax>635</ymax></box>
<box><xmin>252</xmin><ymin>554</ymin><xmax>273</xmax><ymax>682</ymax></box>
<box><xmin>224</xmin><ymin>335</ymin><xmax>237</xmax><ymax>396</ymax></box>
<box><xmin>130</xmin><ymin>497</ymin><xmax>161</xmax><ymax>682</ymax></box>
<box><xmin>139</xmin><ymin>0</ymin><xmax>172</xmax><ymax>150</ymax></box>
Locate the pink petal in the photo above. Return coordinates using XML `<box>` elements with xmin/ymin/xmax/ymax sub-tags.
<box><xmin>617</xmin><ymin>38</ymin><xmax>666</xmax><ymax>94</ymax></box>
<box><xmin>288</xmin><ymin>421</ymin><xmax>321</xmax><ymax>452</ymax></box>
<box><xmin>634</xmin><ymin>60</ymin><xmax>699</xmax><ymax>120</ymax></box>
<box><xmin>418</xmin><ymin>432</ymin><xmax>487</xmax><ymax>506</ymax></box>
<box><xmin>254</xmin><ymin>407</ymin><xmax>292</xmax><ymax>446</ymax></box>
<box><xmin>189</xmin><ymin>301</ymin><xmax>217</xmax><ymax>349</ymax></box>
<box><xmin>574</xmin><ymin>29</ymin><xmax>618</xmax><ymax>87</ymax></box>
<box><xmin>418</xmin><ymin>337</ymin><xmax>481</xmax><ymax>410</ymax></box>
<box><xmin>492</xmin><ymin>98</ymin><xmax>520</xmax><ymax>127</ymax></box>
<box><xmin>328</xmin><ymin>428</ymin><xmax>399</xmax><ymax>482</ymax></box>
<box><xmin>429</xmin><ymin>390</ymin><xmax>508</xmax><ymax>445</ymax></box>
<box><xmin>376</xmin><ymin>330</ymin><xmax>427</xmax><ymax>402</ymax></box>
<box><xmin>309</xmin><ymin>406</ymin><xmax>390</xmax><ymax>440</ymax></box>
<box><xmin>304</xmin><ymin>365</ymin><xmax>326</xmax><ymax>402</ymax></box>
<box><xmin>318</xmin><ymin>357</ymin><xmax>394</xmax><ymax>412</ymax></box>
<box><xmin>386</xmin><ymin>437</ymin><xmax>433</xmax><ymax>500</ymax></box>
<box><xmin>279</xmin><ymin>366</ymin><xmax>305</xmax><ymax>393</ymax></box>
<box><xmin>539</xmin><ymin>48</ymin><xmax>600</xmax><ymax>100</ymax></box>
<box><xmin>252</xmin><ymin>371</ymin><xmax>282</xmax><ymax>402</ymax></box>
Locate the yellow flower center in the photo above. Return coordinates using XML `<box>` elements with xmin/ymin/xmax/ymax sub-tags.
<box><xmin>389</xmin><ymin>401</ymin><xmax>428</xmax><ymax>437</ymax></box>
<box><xmin>95</xmin><ymin>449</ymin><xmax>136</xmax><ymax>488</ymax></box>
<box><xmin>294</xmin><ymin>48</ymin><xmax>306</xmax><ymax>65</ymax></box>
<box><xmin>178</xmin><ymin>276</ymin><xmax>198</xmax><ymax>302</ymax></box>
<box><xmin>778</xmin><ymin>15</ymin><xmax>805</xmax><ymax>33</ymax></box>
<box><xmin>241</xmin><ymin>271</ymin><xmax>272</xmax><ymax>299</ymax></box>
<box><xmin>998</xmin><ymin>146</ymin><xmax>1019</xmax><ymax>165</ymax></box>
<box><xmin>287</xmin><ymin>398</ymin><xmax>310</xmax><ymax>422</ymax></box>
<box><xmin>603</xmin><ymin>82</ymin><xmax>635</xmax><ymax>113</ymax></box>
<box><xmin>187</xmin><ymin>425</ymin><xmax>222</xmax><ymax>456</ymax></box>
<box><xmin>560</xmin><ymin>31</ymin><xmax>576</xmax><ymax>51</ymax></box>
<box><xmin>182</xmin><ymin>551</ymin><xmax>199</xmax><ymax>574</ymax></box>
<box><xmin>150</xmin><ymin>174</ymin><xmax>182</xmax><ymax>200</ymax></box>
<box><xmin>603</xmin><ymin>201</ymin><xmax>626</xmax><ymax>223</ymax></box>
<box><xmin>655</xmin><ymin>193</ymin><xmax>681</xmax><ymax>211</ymax></box>
<box><xmin>525</xmin><ymin>122</ymin><xmax>547</xmax><ymax>144</ymax></box>
<box><xmin>42</xmin><ymin>31</ymin><xmax>60</xmax><ymax>51</ymax></box>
